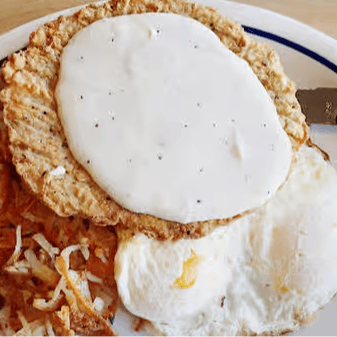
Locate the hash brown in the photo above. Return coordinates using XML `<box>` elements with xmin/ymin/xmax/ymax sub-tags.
<box><xmin>0</xmin><ymin>122</ymin><xmax>119</xmax><ymax>335</ymax></box>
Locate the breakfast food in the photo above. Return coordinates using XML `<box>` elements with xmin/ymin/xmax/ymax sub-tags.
<box><xmin>116</xmin><ymin>144</ymin><xmax>337</xmax><ymax>335</ymax></box>
<box><xmin>0</xmin><ymin>0</ymin><xmax>308</xmax><ymax>241</ymax></box>
<box><xmin>57</xmin><ymin>13</ymin><xmax>293</xmax><ymax>226</ymax></box>
<box><xmin>1</xmin><ymin>0</ymin><xmax>337</xmax><ymax>335</ymax></box>
<box><xmin>0</xmin><ymin>110</ymin><xmax>118</xmax><ymax>335</ymax></box>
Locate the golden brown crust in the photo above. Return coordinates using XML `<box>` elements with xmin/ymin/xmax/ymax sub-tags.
<box><xmin>0</xmin><ymin>0</ymin><xmax>309</xmax><ymax>241</ymax></box>
<box><xmin>306</xmin><ymin>138</ymin><xmax>330</xmax><ymax>161</ymax></box>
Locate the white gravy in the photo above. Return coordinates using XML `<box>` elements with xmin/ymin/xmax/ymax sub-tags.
<box><xmin>56</xmin><ymin>13</ymin><xmax>292</xmax><ymax>223</ymax></box>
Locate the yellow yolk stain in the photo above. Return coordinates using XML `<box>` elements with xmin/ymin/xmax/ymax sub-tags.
<box><xmin>173</xmin><ymin>250</ymin><xmax>204</xmax><ymax>289</ymax></box>
<box><xmin>273</xmin><ymin>276</ymin><xmax>290</xmax><ymax>293</ymax></box>
<box><xmin>279</xmin><ymin>285</ymin><xmax>289</xmax><ymax>293</ymax></box>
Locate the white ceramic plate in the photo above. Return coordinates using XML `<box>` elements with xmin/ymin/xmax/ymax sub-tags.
<box><xmin>1</xmin><ymin>1</ymin><xmax>337</xmax><ymax>335</ymax></box>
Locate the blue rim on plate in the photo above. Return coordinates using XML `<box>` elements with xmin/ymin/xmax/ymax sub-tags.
<box><xmin>1</xmin><ymin>0</ymin><xmax>337</xmax><ymax>80</ymax></box>
<box><xmin>242</xmin><ymin>25</ymin><xmax>337</xmax><ymax>75</ymax></box>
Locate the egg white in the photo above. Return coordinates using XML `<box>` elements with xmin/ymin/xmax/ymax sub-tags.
<box><xmin>114</xmin><ymin>225</ymin><xmax>231</xmax><ymax>322</ymax></box>
<box><xmin>115</xmin><ymin>145</ymin><xmax>337</xmax><ymax>335</ymax></box>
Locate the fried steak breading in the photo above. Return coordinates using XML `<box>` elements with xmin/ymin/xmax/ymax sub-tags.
<box><xmin>0</xmin><ymin>0</ymin><xmax>309</xmax><ymax>241</ymax></box>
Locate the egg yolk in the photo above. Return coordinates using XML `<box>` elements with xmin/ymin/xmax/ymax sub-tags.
<box><xmin>173</xmin><ymin>250</ymin><xmax>204</xmax><ymax>289</ymax></box>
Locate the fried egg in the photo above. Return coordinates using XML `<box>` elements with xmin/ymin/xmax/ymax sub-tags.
<box><xmin>115</xmin><ymin>145</ymin><xmax>337</xmax><ymax>335</ymax></box>
<box><xmin>115</xmin><ymin>225</ymin><xmax>231</xmax><ymax>322</ymax></box>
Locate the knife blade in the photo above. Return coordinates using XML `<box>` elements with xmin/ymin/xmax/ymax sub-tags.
<box><xmin>296</xmin><ymin>89</ymin><xmax>337</xmax><ymax>125</ymax></box>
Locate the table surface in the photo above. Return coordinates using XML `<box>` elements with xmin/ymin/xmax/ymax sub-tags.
<box><xmin>0</xmin><ymin>0</ymin><xmax>337</xmax><ymax>39</ymax></box>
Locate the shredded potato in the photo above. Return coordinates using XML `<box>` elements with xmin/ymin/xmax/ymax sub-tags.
<box><xmin>0</xmin><ymin>137</ymin><xmax>118</xmax><ymax>335</ymax></box>
<box><xmin>6</xmin><ymin>225</ymin><xmax>22</xmax><ymax>266</ymax></box>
